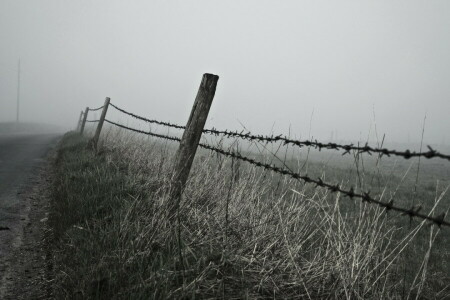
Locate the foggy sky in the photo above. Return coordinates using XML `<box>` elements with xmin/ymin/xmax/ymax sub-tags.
<box><xmin>1</xmin><ymin>1</ymin><xmax>449</xmax><ymax>146</ymax></box>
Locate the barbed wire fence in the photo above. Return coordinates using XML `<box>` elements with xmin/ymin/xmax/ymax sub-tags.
<box><xmin>103</xmin><ymin>119</ymin><xmax>450</xmax><ymax>227</ymax></box>
<box><xmin>77</xmin><ymin>73</ymin><xmax>450</xmax><ymax>228</ymax></box>
<box><xmin>109</xmin><ymin>103</ymin><xmax>450</xmax><ymax>162</ymax></box>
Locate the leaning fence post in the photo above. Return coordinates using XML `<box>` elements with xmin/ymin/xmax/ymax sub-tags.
<box><xmin>169</xmin><ymin>73</ymin><xmax>219</xmax><ymax>216</ymax></box>
<box><xmin>80</xmin><ymin>107</ymin><xmax>89</xmax><ymax>135</ymax></box>
<box><xmin>90</xmin><ymin>97</ymin><xmax>110</xmax><ymax>150</ymax></box>
<box><xmin>76</xmin><ymin>110</ymin><xmax>83</xmax><ymax>131</ymax></box>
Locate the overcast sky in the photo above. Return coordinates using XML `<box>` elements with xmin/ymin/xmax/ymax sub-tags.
<box><xmin>1</xmin><ymin>1</ymin><xmax>449</xmax><ymax>146</ymax></box>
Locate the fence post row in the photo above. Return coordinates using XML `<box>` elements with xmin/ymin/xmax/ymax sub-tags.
<box><xmin>168</xmin><ymin>73</ymin><xmax>219</xmax><ymax>217</ymax></box>
<box><xmin>91</xmin><ymin>97</ymin><xmax>110</xmax><ymax>150</ymax></box>
<box><xmin>76</xmin><ymin>110</ymin><xmax>83</xmax><ymax>131</ymax></box>
<box><xmin>72</xmin><ymin>73</ymin><xmax>450</xmax><ymax>227</ymax></box>
<box><xmin>80</xmin><ymin>107</ymin><xmax>89</xmax><ymax>135</ymax></box>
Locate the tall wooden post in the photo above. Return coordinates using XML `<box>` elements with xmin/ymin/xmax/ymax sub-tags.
<box><xmin>91</xmin><ymin>97</ymin><xmax>110</xmax><ymax>150</ymax></box>
<box><xmin>80</xmin><ymin>107</ymin><xmax>89</xmax><ymax>135</ymax></box>
<box><xmin>76</xmin><ymin>110</ymin><xmax>83</xmax><ymax>131</ymax></box>
<box><xmin>169</xmin><ymin>73</ymin><xmax>219</xmax><ymax>216</ymax></box>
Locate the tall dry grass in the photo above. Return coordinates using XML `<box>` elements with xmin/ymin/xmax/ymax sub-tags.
<box><xmin>49</xmin><ymin>128</ymin><xmax>447</xmax><ymax>299</ymax></box>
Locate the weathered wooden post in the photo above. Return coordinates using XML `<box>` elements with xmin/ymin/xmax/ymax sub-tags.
<box><xmin>79</xmin><ymin>107</ymin><xmax>89</xmax><ymax>135</ymax></box>
<box><xmin>91</xmin><ymin>97</ymin><xmax>110</xmax><ymax>150</ymax></box>
<box><xmin>169</xmin><ymin>73</ymin><xmax>219</xmax><ymax>216</ymax></box>
<box><xmin>76</xmin><ymin>110</ymin><xmax>83</xmax><ymax>131</ymax></box>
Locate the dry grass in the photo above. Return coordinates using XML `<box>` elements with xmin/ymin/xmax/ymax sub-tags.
<box><xmin>48</xmin><ymin>129</ymin><xmax>449</xmax><ymax>299</ymax></box>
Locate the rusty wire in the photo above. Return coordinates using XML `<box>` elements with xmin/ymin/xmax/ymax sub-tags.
<box><xmin>109</xmin><ymin>102</ymin><xmax>450</xmax><ymax>162</ymax></box>
<box><xmin>104</xmin><ymin>119</ymin><xmax>450</xmax><ymax>228</ymax></box>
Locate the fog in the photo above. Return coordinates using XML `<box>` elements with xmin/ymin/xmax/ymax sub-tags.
<box><xmin>1</xmin><ymin>1</ymin><xmax>449</xmax><ymax>146</ymax></box>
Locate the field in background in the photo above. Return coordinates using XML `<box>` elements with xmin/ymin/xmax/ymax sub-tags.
<box><xmin>47</xmin><ymin>127</ymin><xmax>450</xmax><ymax>299</ymax></box>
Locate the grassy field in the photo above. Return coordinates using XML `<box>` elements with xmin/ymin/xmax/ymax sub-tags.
<box><xmin>48</xmin><ymin>129</ymin><xmax>450</xmax><ymax>299</ymax></box>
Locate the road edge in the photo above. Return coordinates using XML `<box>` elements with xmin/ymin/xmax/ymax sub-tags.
<box><xmin>1</xmin><ymin>139</ymin><xmax>59</xmax><ymax>300</ymax></box>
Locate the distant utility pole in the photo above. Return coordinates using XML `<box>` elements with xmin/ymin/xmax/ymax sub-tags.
<box><xmin>16</xmin><ymin>59</ymin><xmax>21</xmax><ymax>123</ymax></box>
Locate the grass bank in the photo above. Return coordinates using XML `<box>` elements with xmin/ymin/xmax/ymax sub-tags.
<box><xmin>48</xmin><ymin>131</ymin><xmax>448</xmax><ymax>299</ymax></box>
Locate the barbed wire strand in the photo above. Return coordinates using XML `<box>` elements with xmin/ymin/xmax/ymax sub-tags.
<box><xmin>104</xmin><ymin>119</ymin><xmax>450</xmax><ymax>228</ymax></box>
<box><xmin>109</xmin><ymin>102</ymin><xmax>450</xmax><ymax>162</ymax></box>
<box><xmin>86</xmin><ymin>120</ymin><xmax>100</xmax><ymax>123</ymax></box>
<box><xmin>88</xmin><ymin>105</ymin><xmax>104</xmax><ymax>112</ymax></box>
<box><xmin>110</xmin><ymin>103</ymin><xmax>185</xmax><ymax>130</ymax></box>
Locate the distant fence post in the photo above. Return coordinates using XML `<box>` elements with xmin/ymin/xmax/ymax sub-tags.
<box><xmin>76</xmin><ymin>110</ymin><xmax>83</xmax><ymax>131</ymax></box>
<box><xmin>169</xmin><ymin>73</ymin><xmax>219</xmax><ymax>216</ymax></box>
<box><xmin>80</xmin><ymin>107</ymin><xmax>89</xmax><ymax>135</ymax></box>
<box><xmin>90</xmin><ymin>97</ymin><xmax>110</xmax><ymax>150</ymax></box>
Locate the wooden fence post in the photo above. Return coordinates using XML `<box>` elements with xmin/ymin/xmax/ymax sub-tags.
<box><xmin>76</xmin><ymin>110</ymin><xmax>83</xmax><ymax>131</ymax></box>
<box><xmin>90</xmin><ymin>97</ymin><xmax>110</xmax><ymax>150</ymax></box>
<box><xmin>169</xmin><ymin>73</ymin><xmax>219</xmax><ymax>216</ymax></box>
<box><xmin>80</xmin><ymin>107</ymin><xmax>89</xmax><ymax>135</ymax></box>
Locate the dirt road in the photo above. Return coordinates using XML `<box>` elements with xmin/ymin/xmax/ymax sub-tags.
<box><xmin>0</xmin><ymin>133</ymin><xmax>60</xmax><ymax>299</ymax></box>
